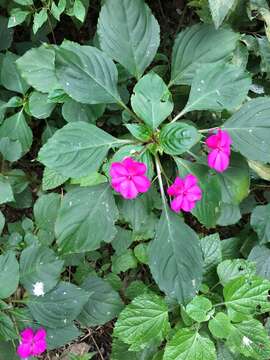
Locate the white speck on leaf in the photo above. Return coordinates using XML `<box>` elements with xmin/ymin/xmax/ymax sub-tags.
<box><xmin>242</xmin><ymin>336</ymin><xmax>252</xmax><ymax>347</ymax></box>
<box><xmin>33</xmin><ymin>282</ymin><xmax>45</xmax><ymax>297</ymax></box>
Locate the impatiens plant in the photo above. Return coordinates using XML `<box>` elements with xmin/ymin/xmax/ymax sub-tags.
<box><xmin>1</xmin><ymin>0</ymin><xmax>270</xmax><ymax>359</ymax></box>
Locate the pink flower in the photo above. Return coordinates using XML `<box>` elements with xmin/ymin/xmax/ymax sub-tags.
<box><xmin>206</xmin><ymin>129</ymin><xmax>232</xmax><ymax>172</ymax></box>
<box><xmin>17</xmin><ymin>328</ymin><xmax>47</xmax><ymax>359</ymax></box>
<box><xmin>109</xmin><ymin>157</ymin><xmax>151</xmax><ymax>199</ymax></box>
<box><xmin>167</xmin><ymin>174</ymin><xmax>202</xmax><ymax>213</ymax></box>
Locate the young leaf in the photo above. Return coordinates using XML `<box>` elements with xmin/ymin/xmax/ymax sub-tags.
<box><xmin>38</xmin><ymin>122</ymin><xmax>122</xmax><ymax>178</ymax></box>
<box><xmin>8</xmin><ymin>8</ymin><xmax>30</xmax><ymax>28</ymax></box>
<box><xmin>224</xmin><ymin>275</ymin><xmax>270</xmax><ymax>321</ymax></box>
<box><xmin>33</xmin><ymin>8</ymin><xmax>48</xmax><ymax>34</ymax></box>
<box><xmin>98</xmin><ymin>0</ymin><xmax>160</xmax><ymax>79</ymax></box>
<box><xmin>0</xmin><ymin>111</ymin><xmax>32</xmax><ymax>154</ymax></box>
<box><xmin>16</xmin><ymin>45</ymin><xmax>59</xmax><ymax>93</ymax></box>
<box><xmin>185</xmin><ymin>295</ymin><xmax>213</xmax><ymax>322</ymax></box>
<box><xmin>55</xmin><ymin>184</ymin><xmax>118</xmax><ymax>254</ymax></box>
<box><xmin>20</xmin><ymin>245</ymin><xmax>64</xmax><ymax>295</ymax></box>
<box><xmin>170</xmin><ymin>24</ymin><xmax>239</xmax><ymax>85</ymax></box>
<box><xmin>224</xmin><ymin>97</ymin><xmax>270</xmax><ymax>162</ymax></box>
<box><xmin>182</xmin><ymin>63</ymin><xmax>251</xmax><ymax>114</ymax></box>
<box><xmin>114</xmin><ymin>293</ymin><xmax>169</xmax><ymax>350</ymax></box>
<box><xmin>163</xmin><ymin>328</ymin><xmax>216</xmax><ymax>360</ymax></box>
<box><xmin>0</xmin><ymin>251</ymin><xmax>19</xmax><ymax>299</ymax></box>
<box><xmin>159</xmin><ymin>122</ymin><xmax>200</xmax><ymax>155</ymax></box>
<box><xmin>78</xmin><ymin>276</ymin><xmax>124</xmax><ymax>326</ymax></box>
<box><xmin>209</xmin><ymin>0</ymin><xmax>237</xmax><ymax>29</ymax></box>
<box><xmin>27</xmin><ymin>282</ymin><xmax>89</xmax><ymax>328</ymax></box>
<box><xmin>148</xmin><ymin>207</ymin><xmax>203</xmax><ymax>304</ymax></box>
<box><xmin>131</xmin><ymin>72</ymin><xmax>173</xmax><ymax>129</ymax></box>
<box><xmin>251</xmin><ymin>204</ymin><xmax>270</xmax><ymax>244</ymax></box>
<box><xmin>55</xmin><ymin>41</ymin><xmax>121</xmax><ymax>104</ymax></box>
<box><xmin>209</xmin><ymin>312</ymin><xmax>233</xmax><ymax>339</ymax></box>
<box><xmin>73</xmin><ymin>0</ymin><xmax>86</xmax><ymax>22</ymax></box>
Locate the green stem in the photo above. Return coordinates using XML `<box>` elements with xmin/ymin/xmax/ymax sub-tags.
<box><xmin>118</xmin><ymin>101</ymin><xmax>141</xmax><ymax>123</ymax></box>
<box><xmin>171</xmin><ymin>108</ymin><xmax>186</xmax><ymax>123</ymax></box>
<box><xmin>155</xmin><ymin>155</ymin><xmax>167</xmax><ymax>208</ymax></box>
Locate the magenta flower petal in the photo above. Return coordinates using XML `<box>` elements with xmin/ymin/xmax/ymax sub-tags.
<box><xmin>219</xmin><ymin>129</ymin><xmax>232</xmax><ymax>147</ymax></box>
<box><xmin>32</xmin><ymin>340</ymin><xmax>47</xmax><ymax>356</ymax></box>
<box><xmin>181</xmin><ymin>197</ymin><xmax>195</xmax><ymax>212</ymax></box>
<box><xmin>110</xmin><ymin>157</ymin><xmax>150</xmax><ymax>199</ymax></box>
<box><xmin>34</xmin><ymin>328</ymin><xmax>46</xmax><ymax>341</ymax></box>
<box><xmin>17</xmin><ymin>343</ymin><xmax>32</xmax><ymax>358</ymax></box>
<box><xmin>184</xmin><ymin>174</ymin><xmax>198</xmax><ymax>189</ymax></box>
<box><xmin>132</xmin><ymin>175</ymin><xmax>151</xmax><ymax>193</ymax></box>
<box><xmin>120</xmin><ymin>180</ymin><xmax>139</xmax><ymax>199</ymax></box>
<box><xmin>208</xmin><ymin>149</ymin><xmax>230</xmax><ymax>172</ymax></box>
<box><xmin>171</xmin><ymin>195</ymin><xmax>183</xmax><ymax>213</ymax></box>
<box><xmin>20</xmin><ymin>328</ymin><xmax>34</xmax><ymax>342</ymax></box>
<box><xmin>206</xmin><ymin>134</ymin><xmax>219</xmax><ymax>149</ymax></box>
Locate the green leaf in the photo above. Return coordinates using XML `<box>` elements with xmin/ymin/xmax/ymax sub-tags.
<box><xmin>224</xmin><ymin>275</ymin><xmax>270</xmax><ymax>321</ymax></box>
<box><xmin>13</xmin><ymin>0</ymin><xmax>33</xmax><ymax>4</ymax></box>
<box><xmin>217</xmin><ymin>342</ymin><xmax>247</xmax><ymax>360</ymax></box>
<box><xmin>224</xmin><ymin>97</ymin><xmax>270</xmax><ymax>162</ymax></box>
<box><xmin>160</xmin><ymin>123</ymin><xmax>200</xmax><ymax>155</ymax></box>
<box><xmin>62</xmin><ymin>98</ymin><xmax>105</xmax><ymax>123</ymax></box>
<box><xmin>0</xmin><ymin>111</ymin><xmax>32</xmax><ymax>154</ymax></box>
<box><xmin>55</xmin><ymin>184</ymin><xmax>118</xmax><ymax>254</ymax></box>
<box><xmin>183</xmin><ymin>63</ymin><xmax>251</xmax><ymax>114</ymax></box>
<box><xmin>70</xmin><ymin>172</ymin><xmax>107</xmax><ymax>187</ymax></box>
<box><xmin>33</xmin><ymin>8</ymin><xmax>48</xmax><ymax>34</ymax></box>
<box><xmin>185</xmin><ymin>295</ymin><xmax>213</xmax><ymax>322</ymax></box>
<box><xmin>217</xmin><ymin>154</ymin><xmax>250</xmax><ymax>205</ymax></box>
<box><xmin>209</xmin><ymin>313</ymin><xmax>233</xmax><ymax>339</ymax></box>
<box><xmin>226</xmin><ymin>319</ymin><xmax>270</xmax><ymax>359</ymax></box>
<box><xmin>201</xmin><ymin>233</ymin><xmax>222</xmax><ymax>278</ymax></box>
<box><xmin>0</xmin><ymin>137</ymin><xmax>22</xmax><ymax>162</ymax></box>
<box><xmin>176</xmin><ymin>159</ymin><xmax>222</xmax><ymax>228</ymax></box>
<box><xmin>217</xmin><ymin>259</ymin><xmax>256</xmax><ymax>286</ymax></box>
<box><xmin>163</xmin><ymin>328</ymin><xmax>216</xmax><ymax>360</ymax></box>
<box><xmin>20</xmin><ymin>245</ymin><xmax>64</xmax><ymax>295</ymax></box>
<box><xmin>248</xmin><ymin>245</ymin><xmax>270</xmax><ymax>280</ymax></box>
<box><xmin>73</xmin><ymin>0</ymin><xmax>86</xmax><ymax>22</ymax></box>
<box><xmin>0</xmin><ymin>211</ymin><xmax>5</xmax><ymax>235</ymax></box>
<box><xmin>112</xmin><ymin>249</ymin><xmax>138</xmax><ymax>274</ymax></box>
<box><xmin>42</xmin><ymin>167</ymin><xmax>68</xmax><ymax>191</ymax></box>
<box><xmin>149</xmin><ymin>207</ymin><xmax>203</xmax><ymax>304</ymax></box>
<box><xmin>125</xmin><ymin>281</ymin><xmax>151</xmax><ymax>300</ymax></box>
<box><xmin>27</xmin><ymin>282</ymin><xmax>89</xmax><ymax>328</ymax></box>
<box><xmin>98</xmin><ymin>0</ymin><xmax>160</xmax><ymax>79</ymax></box>
<box><xmin>0</xmin><ymin>251</ymin><xmax>19</xmax><ymax>299</ymax></box>
<box><xmin>134</xmin><ymin>243</ymin><xmax>148</xmax><ymax>264</ymax></box>
<box><xmin>28</xmin><ymin>91</ymin><xmax>56</xmax><ymax>119</ymax></box>
<box><xmin>16</xmin><ymin>45</ymin><xmax>58</xmax><ymax>93</ymax></box>
<box><xmin>114</xmin><ymin>293</ymin><xmax>169</xmax><ymax>351</ymax></box>
<box><xmin>1</xmin><ymin>52</ymin><xmax>29</xmax><ymax>93</ymax></box>
<box><xmin>131</xmin><ymin>72</ymin><xmax>173</xmax><ymax>129</ymax></box>
<box><xmin>8</xmin><ymin>8</ymin><xmax>29</xmax><ymax>28</ymax></box>
<box><xmin>78</xmin><ymin>276</ymin><xmax>124</xmax><ymax>326</ymax></box>
<box><xmin>111</xmin><ymin>338</ymin><xmax>158</xmax><ymax>360</ymax></box>
<box><xmin>55</xmin><ymin>41</ymin><xmax>121</xmax><ymax>104</ymax></box>
<box><xmin>0</xmin><ymin>175</ymin><xmax>14</xmax><ymax>204</ymax></box>
<box><xmin>170</xmin><ymin>24</ymin><xmax>239</xmax><ymax>85</ymax></box>
<box><xmin>38</xmin><ymin>122</ymin><xmax>122</xmax><ymax>178</ymax></box>
<box><xmin>47</xmin><ymin>324</ymin><xmax>81</xmax><ymax>350</ymax></box>
<box><xmin>0</xmin><ymin>16</ymin><xmax>13</xmax><ymax>51</ymax></box>
<box><xmin>0</xmin><ymin>313</ymin><xmax>17</xmax><ymax>341</ymax></box>
<box><xmin>125</xmin><ymin>124</ymin><xmax>152</xmax><ymax>142</ymax></box>
<box><xmin>111</xmin><ymin>227</ymin><xmax>133</xmax><ymax>255</ymax></box>
<box><xmin>209</xmin><ymin>0</ymin><xmax>237</xmax><ymax>28</ymax></box>
<box><xmin>251</xmin><ymin>204</ymin><xmax>270</xmax><ymax>244</ymax></box>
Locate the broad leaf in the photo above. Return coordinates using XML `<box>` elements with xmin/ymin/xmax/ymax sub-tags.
<box><xmin>251</xmin><ymin>204</ymin><xmax>270</xmax><ymax>244</ymax></box>
<box><xmin>28</xmin><ymin>91</ymin><xmax>56</xmax><ymax>119</ymax></box>
<box><xmin>27</xmin><ymin>282</ymin><xmax>89</xmax><ymax>328</ymax></box>
<box><xmin>224</xmin><ymin>275</ymin><xmax>270</xmax><ymax>321</ymax></box>
<box><xmin>224</xmin><ymin>97</ymin><xmax>270</xmax><ymax>162</ymax></box>
<box><xmin>55</xmin><ymin>184</ymin><xmax>118</xmax><ymax>254</ymax></box>
<box><xmin>0</xmin><ymin>137</ymin><xmax>22</xmax><ymax>162</ymax></box>
<box><xmin>111</xmin><ymin>249</ymin><xmax>138</xmax><ymax>274</ymax></box>
<box><xmin>200</xmin><ymin>233</ymin><xmax>222</xmax><ymax>279</ymax></box>
<box><xmin>0</xmin><ymin>16</ymin><xmax>13</xmax><ymax>51</ymax></box>
<box><xmin>55</xmin><ymin>41</ymin><xmax>121</xmax><ymax>104</ymax></box>
<box><xmin>170</xmin><ymin>24</ymin><xmax>239</xmax><ymax>85</ymax></box>
<box><xmin>62</xmin><ymin>98</ymin><xmax>105</xmax><ymax>123</ymax></box>
<box><xmin>38</xmin><ymin>122</ymin><xmax>122</xmax><ymax>178</ymax></box>
<box><xmin>209</xmin><ymin>313</ymin><xmax>233</xmax><ymax>339</ymax></box>
<box><xmin>20</xmin><ymin>245</ymin><xmax>64</xmax><ymax>295</ymax></box>
<box><xmin>1</xmin><ymin>52</ymin><xmax>29</xmax><ymax>94</ymax></box>
<box><xmin>33</xmin><ymin>8</ymin><xmax>48</xmax><ymax>34</ymax></box>
<box><xmin>209</xmin><ymin>0</ymin><xmax>237</xmax><ymax>28</ymax></box>
<box><xmin>78</xmin><ymin>276</ymin><xmax>124</xmax><ymax>326</ymax></box>
<box><xmin>131</xmin><ymin>72</ymin><xmax>173</xmax><ymax>129</ymax></box>
<box><xmin>183</xmin><ymin>63</ymin><xmax>251</xmax><ymax>113</ymax></box>
<box><xmin>16</xmin><ymin>45</ymin><xmax>58</xmax><ymax>93</ymax></box>
<box><xmin>148</xmin><ymin>207</ymin><xmax>203</xmax><ymax>304</ymax></box>
<box><xmin>46</xmin><ymin>324</ymin><xmax>81</xmax><ymax>351</ymax></box>
<box><xmin>98</xmin><ymin>0</ymin><xmax>160</xmax><ymax>79</ymax></box>
<box><xmin>0</xmin><ymin>175</ymin><xmax>14</xmax><ymax>204</ymax></box>
<box><xmin>0</xmin><ymin>251</ymin><xmax>19</xmax><ymax>299</ymax></box>
<box><xmin>160</xmin><ymin>123</ymin><xmax>200</xmax><ymax>155</ymax></box>
<box><xmin>42</xmin><ymin>167</ymin><xmax>68</xmax><ymax>191</ymax></box>
<box><xmin>217</xmin><ymin>259</ymin><xmax>256</xmax><ymax>286</ymax></box>
<box><xmin>226</xmin><ymin>319</ymin><xmax>270</xmax><ymax>359</ymax></box>
<box><xmin>163</xmin><ymin>328</ymin><xmax>216</xmax><ymax>360</ymax></box>
<box><xmin>248</xmin><ymin>245</ymin><xmax>270</xmax><ymax>280</ymax></box>
<box><xmin>114</xmin><ymin>293</ymin><xmax>169</xmax><ymax>351</ymax></box>
<box><xmin>0</xmin><ymin>111</ymin><xmax>32</xmax><ymax>154</ymax></box>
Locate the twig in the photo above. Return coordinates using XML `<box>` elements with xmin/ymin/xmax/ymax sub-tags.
<box><xmin>90</xmin><ymin>331</ymin><xmax>105</xmax><ymax>360</ymax></box>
